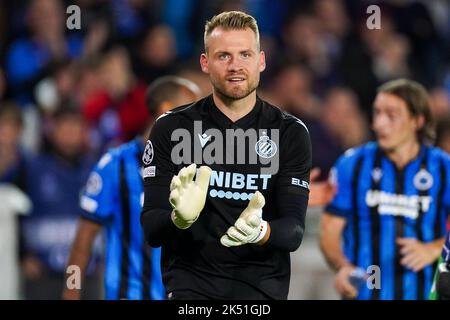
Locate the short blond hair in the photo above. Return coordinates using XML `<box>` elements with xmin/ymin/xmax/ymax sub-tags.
<box><xmin>204</xmin><ymin>11</ymin><xmax>260</xmax><ymax>52</ymax></box>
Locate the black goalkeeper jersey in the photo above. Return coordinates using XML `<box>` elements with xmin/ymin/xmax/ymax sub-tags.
<box><xmin>141</xmin><ymin>94</ymin><xmax>311</xmax><ymax>299</ymax></box>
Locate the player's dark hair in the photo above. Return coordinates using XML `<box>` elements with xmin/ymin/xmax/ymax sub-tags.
<box><xmin>145</xmin><ymin>76</ymin><xmax>199</xmax><ymax>117</ymax></box>
<box><xmin>377</xmin><ymin>79</ymin><xmax>435</xmax><ymax>144</ymax></box>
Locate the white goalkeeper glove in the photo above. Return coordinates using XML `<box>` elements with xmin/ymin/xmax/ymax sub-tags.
<box><xmin>169</xmin><ymin>163</ymin><xmax>212</xmax><ymax>229</ymax></box>
<box><xmin>220</xmin><ymin>191</ymin><xmax>268</xmax><ymax>247</ymax></box>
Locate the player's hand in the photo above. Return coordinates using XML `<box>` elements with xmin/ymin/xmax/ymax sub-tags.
<box><xmin>169</xmin><ymin>163</ymin><xmax>212</xmax><ymax>229</ymax></box>
<box><xmin>220</xmin><ymin>191</ymin><xmax>267</xmax><ymax>247</ymax></box>
<box><xmin>308</xmin><ymin>168</ymin><xmax>336</xmax><ymax>207</ymax></box>
<box><xmin>335</xmin><ymin>265</ymin><xmax>359</xmax><ymax>299</ymax></box>
<box><xmin>397</xmin><ymin>238</ymin><xmax>440</xmax><ymax>272</ymax></box>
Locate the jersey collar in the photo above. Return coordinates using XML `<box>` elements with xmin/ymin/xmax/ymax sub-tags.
<box><xmin>379</xmin><ymin>143</ymin><xmax>428</xmax><ymax>171</ymax></box>
<box><xmin>205</xmin><ymin>94</ymin><xmax>262</xmax><ymax>130</ymax></box>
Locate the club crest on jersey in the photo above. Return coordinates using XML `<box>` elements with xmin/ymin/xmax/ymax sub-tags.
<box><xmin>255</xmin><ymin>132</ymin><xmax>277</xmax><ymax>159</ymax></box>
<box><xmin>143</xmin><ymin>140</ymin><xmax>154</xmax><ymax>165</ymax></box>
<box><xmin>413</xmin><ymin>168</ymin><xmax>433</xmax><ymax>191</ymax></box>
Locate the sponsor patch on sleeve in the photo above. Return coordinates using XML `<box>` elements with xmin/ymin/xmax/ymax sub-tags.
<box><xmin>291</xmin><ymin>177</ymin><xmax>310</xmax><ymax>190</ymax></box>
<box><xmin>143</xmin><ymin>166</ymin><xmax>156</xmax><ymax>178</ymax></box>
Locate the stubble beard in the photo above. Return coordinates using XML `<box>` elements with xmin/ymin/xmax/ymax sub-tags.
<box><xmin>212</xmin><ymin>76</ymin><xmax>259</xmax><ymax>102</ymax></box>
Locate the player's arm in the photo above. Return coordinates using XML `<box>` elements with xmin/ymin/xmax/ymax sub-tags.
<box><xmin>141</xmin><ymin>183</ymin><xmax>177</xmax><ymax>248</ymax></box>
<box><xmin>399</xmin><ymin>156</ymin><xmax>450</xmax><ymax>272</ymax></box>
<box><xmin>264</xmin><ymin>121</ymin><xmax>311</xmax><ymax>251</ymax></box>
<box><xmin>62</xmin><ymin>217</ymin><xmax>101</xmax><ymax>300</ymax></box>
<box><xmin>320</xmin><ymin>150</ymin><xmax>363</xmax><ymax>298</ymax></box>
<box><xmin>141</xmin><ymin>117</ymin><xmax>176</xmax><ymax>247</ymax></box>
<box><xmin>62</xmin><ymin>153</ymin><xmax>116</xmax><ymax>299</ymax></box>
<box><xmin>319</xmin><ymin>212</ymin><xmax>351</xmax><ymax>271</ymax></box>
<box><xmin>397</xmin><ymin>236</ymin><xmax>445</xmax><ymax>272</ymax></box>
<box><xmin>140</xmin><ymin>116</ymin><xmax>212</xmax><ymax>247</ymax></box>
<box><xmin>320</xmin><ymin>212</ymin><xmax>358</xmax><ymax>298</ymax></box>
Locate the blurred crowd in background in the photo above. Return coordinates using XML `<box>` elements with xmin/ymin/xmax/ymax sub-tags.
<box><xmin>1</xmin><ymin>0</ymin><xmax>450</xmax><ymax>299</ymax></box>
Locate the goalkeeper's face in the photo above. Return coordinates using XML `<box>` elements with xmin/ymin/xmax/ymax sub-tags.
<box><xmin>372</xmin><ymin>92</ymin><xmax>422</xmax><ymax>152</ymax></box>
<box><xmin>200</xmin><ymin>27</ymin><xmax>266</xmax><ymax>101</ymax></box>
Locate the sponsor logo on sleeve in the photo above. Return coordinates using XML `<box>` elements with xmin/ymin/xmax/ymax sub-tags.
<box><xmin>291</xmin><ymin>177</ymin><xmax>310</xmax><ymax>189</ymax></box>
<box><xmin>143</xmin><ymin>166</ymin><xmax>156</xmax><ymax>178</ymax></box>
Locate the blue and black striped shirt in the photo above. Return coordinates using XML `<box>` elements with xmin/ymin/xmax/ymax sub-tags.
<box><xmin>326</xmin><ymin>142</ymin><xmax>450</xmax><ymax>300</ymax></box>
<box><xmin>80</xmin><ymin>138</ymin><xmax>165</xmax><ymax>300</ymax></box>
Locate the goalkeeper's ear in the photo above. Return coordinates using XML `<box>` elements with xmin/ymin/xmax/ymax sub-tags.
<box><xmin>195</xmin><ymin>166</ymin><xmax>212</xmax><ymax>189</ymax></box>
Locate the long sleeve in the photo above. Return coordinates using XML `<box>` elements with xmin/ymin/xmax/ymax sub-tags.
<box><xmin>140</xmin><ymin>114</ymin><xmax>179</xmax><ymax>247</ymax></box>
<box><xmin>267</xmin><ymin>119</ymin><xmax>311</xmax><ymax>252</ymax></box>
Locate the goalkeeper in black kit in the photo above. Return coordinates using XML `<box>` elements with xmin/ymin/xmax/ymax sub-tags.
<box><xmin>140</xmin><ymin>11</ymin><xmax>311</xmax><ymax>300</ymax></box>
